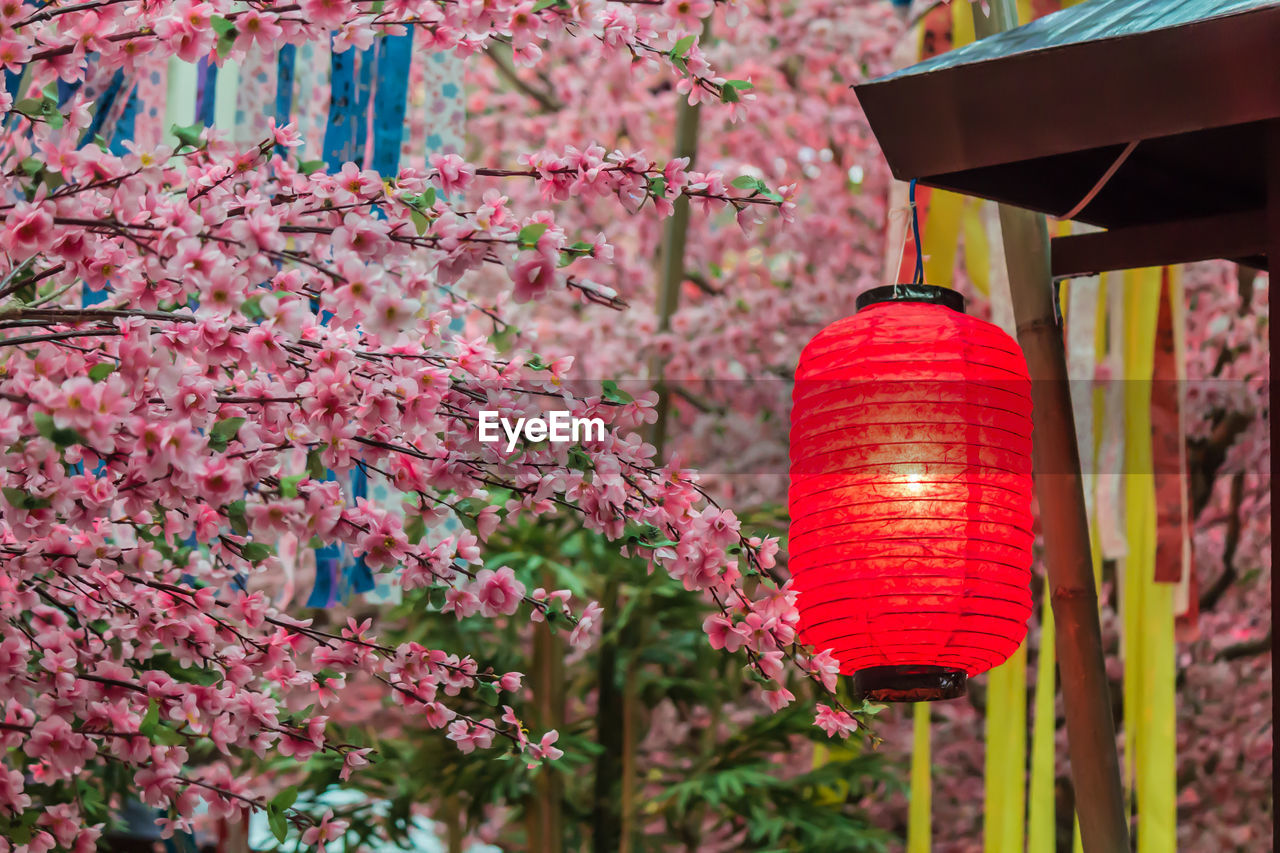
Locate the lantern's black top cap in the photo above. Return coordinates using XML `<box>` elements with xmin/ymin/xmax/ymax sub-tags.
<box><xmin>856</xmin><ymin>284</ymin><xmax>966</xmax><ymax>314</ymax></box>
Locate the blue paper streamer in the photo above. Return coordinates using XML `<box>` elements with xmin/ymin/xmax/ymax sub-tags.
<box><xmin>275</xmin><ymin>43</ymin><xmax>297</xmax><ymax>125</ymax></box>
<box><xmin>352</xmin><ymin>43</ymin><xmax>376</xmax><ymax>166</ymax></box>
<box><xmin>322</xmin><ymin>37</ymin><xmax>356</xmax><ymax>170</ymax></box>
<box><xmin>305</xmin><ymin>552</ymin><xmax>339</xmax><ymax>608</ymax></box>
<box><xmin>3</xmin><ymin>68</ymin><xmax>20</xmax><ymax>102</ymax></box>
<box><xmin>370</xmin><ymin>32</ymin><xmax>413</xmax><ymax>176</ymax></box>
<box><xmin>195</xmin><ymin>58</ymin><xmax>217</xmax><ymax>128</ymax></box>
<box><xmin>346</xmin><ymin>559</ymin><xmax>377</xmax><ymax>595</ymax></box>
<box><xmin>108</xmin><ymin>83</ymin><xmax>139</xmax><ymax>156</ymax></box>
<box><xmin>81</xmin><ymin>69</ymin><xmax>124</xmax><ymax>145</ymax></box>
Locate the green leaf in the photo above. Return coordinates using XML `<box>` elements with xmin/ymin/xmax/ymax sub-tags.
<box><xmin>271</xmin><ymin>786</ymin><xmax>299</xmax><ymax>812</ymax></box>
<box><xmin>2</xmin><ymin>487</ymin><xmax>50</xmax><ymax>510</ymax></box>
<box><xmin>88</xmin><ymin>363</ymin><xmax>116</xmax><ymax>382</ymax></box>
<box><xmin>724</xmin><ymin>79</ymin><xmax>754</xmax><ymax>90</ymax></box>
<box><xmin>532</xmin><ymin>0</ymin><xmax>558</xmax><ymax>10</ymax></box>
<box><xmin>267</xmin><ymin>805</ymin><xmax>289</xmax><ymax>844</ymax></box>
<box><xmin>32</xmin><ymin>412</ymin><xmax>55</xmax><ymax>440</ymax></box>
<box><xmin>241</xmin><ymin>296</ymin><xmax>264</xmax><ymax>320</ymax></box>
<box><xmin>170</xmin><ymin>122</ymin><xmax>206</xmax><ymax>151</ymax></box>
<box><xmin>410</xmin><ymin>209</ymin><xmax>430</xmax><ymax>236</ymax></box>
<box><xmin>279</xmin><ymin>474</ymin><xmax>304</xmax><ymax>498</ymax></box>
<box><xmin>426</xmin><ymin>585</ymin><xmax>447</xmax><ymax>611</ymax></box>
<box><xmin>207</xmin><ymin>417</ymin><xmax>245</xmax><ymax>452</ymax></box>
<box><xmin>567</xmin><ymin>446</ymin><xmax>593</xmax><ymax>471</ymax></box>
<box><xmin>49</xmin><ymin>424</ymin><xmax>85</xmax><ymax>447</ymax></box>
<box><xmin>139</xmin><ymin>698</ymin><xmax>160</xmax><ymax>737</ymax></box>
<box><xmin>153</xmin><ymin>725</ymin><xmax>185</xmax><ymax>746</ymax></box>
<box><xmin>227</xmin><ymin>499</ymin><xmax>248</xmax><ymax>537</ymax></box>
<box><xmin>720</xmin><ymin>86</ymin><xmax>740</xmax><ymax>104</ymax></box>
<box><xmin>297</xmin><ymin>159</ymin><xmax>326</xmax><ymax>176</ymax></box>
<box><xmin>12</xmin><ymin>98</ymin><xmax>43</xmax><ymax>118</ymax></box>
<box><xmin>671</xmin><ymin>35</ymin><xmax>696</xmax><ymax>58</ymax></box>
<box><xmin>517</xmin><ymin>222</ymin><xmax>549</xmax><ymax>249</ymax></box>
<box><xmin>240</xmin><ymin>542</ymin><xmax>273</xmax><ymax>564</ymax></box>
<box><xmin>731</xmin><ymin>175</ymin><xmax>760</xmax><ymax>189</ymax></box>
<box><xmin>600</xmin><ymin>379</ymin><xmax>633</xmax><ymax>404</ymax></box>
<box><xmin>642</xmin><ymin>529</ymin><xmax>678</xmax><ymax>548</ymax></box>
<box><xmin>211</xmin><ymin>15</ymin><xmax>237</xmax><ymax>57</ymax></box>
<box><xmin>306</xmin><ymin>448</ymin><xmax>326</xmax><ymax>479</ymax></box>
<box><xmin>403</xmin><ymin>513</ymin><xmax>426</xmax><ymax>545</ymax></box>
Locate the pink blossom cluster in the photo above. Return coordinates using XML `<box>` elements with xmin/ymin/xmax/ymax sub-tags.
<box><xmin>0</xmin><ymin>1</ymin><xmax>856</xmax><ymax>843</ymax></box>
<box><xmin>0</xmin><ymin>0</ymin><xmax>740</xmax><ymax>117</ymax></box>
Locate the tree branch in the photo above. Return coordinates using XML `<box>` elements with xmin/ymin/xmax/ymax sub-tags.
<box><xmin>485</xmin><ymin>44</ymin><xmax>563</xmax><ymax>113</ymax></box>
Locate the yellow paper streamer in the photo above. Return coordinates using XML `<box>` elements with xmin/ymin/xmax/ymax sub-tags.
<box><xmin>1121</xmin><ymin>268</ymin><xmax>1178</xmax><ymax>852</ymax></box>
<box><xmin>907</xmin><ymin>704</ymin><xmax>932</xmax><ymax>853</ymax></box>
<box><xmin>983</xmin><ymin>643</ymin><xmax>1027</xmax><ymax>853</ymax></box>
<box><xmin>962</xmin><ymin>199</ymin><xmax>991</xmax><ymax>297</ymax></box>
<box><xmin>922</xmin><ymin>188</ymin><xmax>965</xmax><ymax>288</ymax></box>
<box><xmin>1027</xmin><ymin>596</ymin><xmax>1056</xmax><ymax>851</ymax></box>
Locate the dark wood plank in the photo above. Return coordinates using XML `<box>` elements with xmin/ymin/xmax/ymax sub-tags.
<box><xmin>855</xmin><ymin>6</ymin><xmax>1280</xmax><ymax>180</ymax></box>
<box><xmin>1049</xmin><ymin>211</ymin><xmax>1267</xmax><ymax>279</ymax></box>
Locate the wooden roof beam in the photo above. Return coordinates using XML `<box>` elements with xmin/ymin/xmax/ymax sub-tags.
<box><xmin>1049</xmin><ymin>209</ymin><xmax>1268</xmax><ymax>279</ymax></box>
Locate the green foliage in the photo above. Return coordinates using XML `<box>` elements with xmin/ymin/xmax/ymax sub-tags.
<box><xmin>207</xmin><ymin>416</ymin><xmax>246</xmax><ymax>452</ymax></box>
<box><xmin>269</xmin><ymin>513</ymin><xmax>894</xmax><ymax>850</ymax></box>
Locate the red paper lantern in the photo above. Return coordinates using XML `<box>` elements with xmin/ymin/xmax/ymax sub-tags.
<box><xmin>788</xmin><ymin>285</ymin><xmax>1035</xmax><ymax>702</ymax></box>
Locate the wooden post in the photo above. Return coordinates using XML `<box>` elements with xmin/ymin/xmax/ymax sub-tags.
<box><xmin>971</xmin><ymin>4</ymin><xmax>1131</xmax><ymax>852</ymax></box>
<box><xmin>1266</xmin><ymin>118</ymin><xmax>1278</xmax><ymax>825</ymax></box>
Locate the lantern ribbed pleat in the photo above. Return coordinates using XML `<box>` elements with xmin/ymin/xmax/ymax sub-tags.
<box><xmin>789</xmin><ymin>297</ymin><xmax>1034</xmax><ymax>689</ymax></box>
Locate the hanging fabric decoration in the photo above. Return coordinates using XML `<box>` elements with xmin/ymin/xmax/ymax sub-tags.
<box><xmin>789</xmin><ymin>284</ymin><xmax>1035</xmax><ymax>702</ymax></box>
<box><xmin>292</xmin><ymin>40</ymin><xmax>332</xmax><ymax>160</ymax></box>
<box><xmin>195</xmin><ymin>58</ymin><xmax>217</xmax><ymax>129</ymax></box>
<box><xmin>234</xmin><ymin>46</ymin><xmax>276</xmax><ymax>146</ymax></box>
<box><xmin>322</xmin><ymin>37</ymin><xmax>358</xmax><ymax>171</ymax></box>
<box><xmin>275</xmin><ymin>44</ymin><xmax>296</xmax><ymax>127</ymax></box>
<box><xmin>1152</xmin><ymin>271</ymin><xmax>1193</xmax><ymax>595</ymax></box>
<box><xmin>370</xmin><ymin>33</ymin><xmax>414</xmax><ymax>176</ymax></box>
<box><xmin>420</xmin><ymin>50</ymin><xmax>466</xmax><ymax>158</ymax></box>
<box><xmin>1119</xmin><ymin>267</ymin><xmax>1178</xmax><ymax>853</ymax></box>
<box><xmin>132</xmin><ymin>56</ymin><xmax>168</xmax><ymax>149</ymax></box>
<box><xmin>1027</xmin><ymin>593</ymin><xmax>1057</xmax><ymax>852</ymax></box>
<box><xmin>983</xmin><ymin>641</ymin><xmax>1027</xmax><ymax>853</ymax></box>
<box><xmin>353</xmin><ymin>43</ymin><xmax>377</xmax><ymax>168</ymax></box>
<box><xmin>1096</xmin><ymin>271</ymin><xmax>1128</xmax><ymax>559</ymax></box>
<box><xmin>906</xmin><ymin>704</ymin><xmax>932</xmax><ymax>853</ymax></box>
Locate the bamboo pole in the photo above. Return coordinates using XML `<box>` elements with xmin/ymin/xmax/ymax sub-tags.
<box><xmin>605</xmin><ymin>32</ymin><xmax>707</xmax><ymax>852</ymax></box>
<box><xmin>650</xmin><ymin>90</ymin><xmax>703</xmax><ymax>453</ymax></box>
<box><xmin>531</xmin><ymin>567</ymin><xmax>565</xmax><ymax>851</ymax></box>
<box><xmin>1266</xmin><ymin>119</ymin><xmax>1278</xmax><ymax>823</ymax></box>
<box><xmin>970</xmin><ymin>5</ymin><xmax>1130</xmax><ymax>851</ymax></box>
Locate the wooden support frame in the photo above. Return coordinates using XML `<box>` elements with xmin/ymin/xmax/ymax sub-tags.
<box><xmin>1266</xmin><ymin>119</ymin><xmax>1278</xmax><ymax>818</ymax></box>
<box><xmin>1050</xmin><ymin>210</ymin><xmax>1268</xmax><ymax>278</ymax></box>
<box><xmin>856</xmin><ymin>5</ymin><xmax>1280</xmax><ymax>180</ymax></box>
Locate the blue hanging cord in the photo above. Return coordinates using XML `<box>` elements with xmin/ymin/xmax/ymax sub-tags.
<box><xmin>908</xmin><ymin>178</ymin><xmax>924</xmax><ymax>285</ymax></box>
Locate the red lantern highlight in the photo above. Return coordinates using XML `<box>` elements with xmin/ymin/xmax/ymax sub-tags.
<box><xmin>788</xmin><ymin>285</ymin><xmax>1034</xmax><ymax>702</ymax></box>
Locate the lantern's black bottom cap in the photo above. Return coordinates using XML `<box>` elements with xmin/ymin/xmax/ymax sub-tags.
<box><xmin>850</xmin><ymin>665</ymin><xmax>967</xmax><ymax>703</ymax></box>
